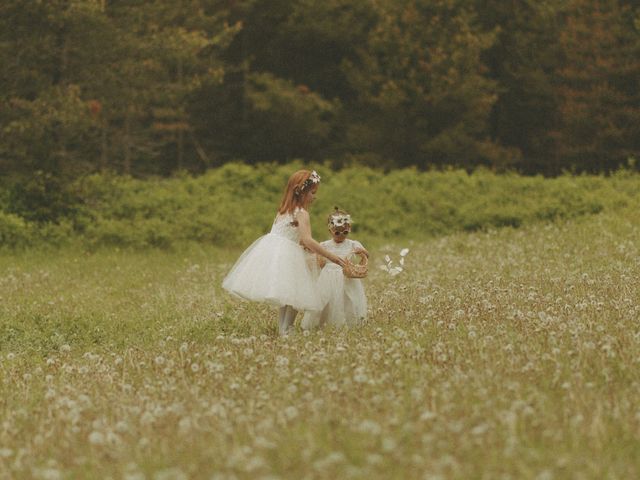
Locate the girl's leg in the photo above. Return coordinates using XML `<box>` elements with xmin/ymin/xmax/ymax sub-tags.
<box><xmin>284</xmin><ymin>306</ymin><xmax>298</xmax><ymax>332</ymax></box>
<box><xmin>278</xmin><ymin>305</ymin><xmax>297</xmax><ymax>336</ymax></box>
<box><xmin>278</xmin><ymin>306</ymin><xmax>288</xmax><ymax>336</ymax></box>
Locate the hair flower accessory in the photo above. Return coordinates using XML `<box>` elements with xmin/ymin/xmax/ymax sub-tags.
<box><xmin>302</xmin><ymin>170</ymin><xmax>321</xmax><ymax>190</ymax></box>
<box><xmin>295</xmin><ymin>170</ymin><xmax>321</xmax><ymax>196</ymax></box>
<box><xmin>329</xmin><ymin>213</ymin><xmax>351</xmax><ymax>228</ymax></box>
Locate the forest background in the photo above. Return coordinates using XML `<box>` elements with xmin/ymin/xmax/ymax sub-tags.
<box><xmin>1</xmin><ymin>0</ymin><xmax>640</xmax><ymax>247</ymax></box>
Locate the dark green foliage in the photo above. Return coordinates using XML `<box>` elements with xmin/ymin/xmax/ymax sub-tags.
<box><xmin>1</xmin><ymin>0</ymin><xmax>639</xmax><ymax>179</ymax></box>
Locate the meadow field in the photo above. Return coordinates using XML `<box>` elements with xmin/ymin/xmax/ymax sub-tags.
<box><xmin>1</xmin><ymin>196</ymin><xmax>639</xmax><ymax>478</ymax></box>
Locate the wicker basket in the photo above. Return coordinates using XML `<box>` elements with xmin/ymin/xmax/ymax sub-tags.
<box><xmin>342</xmin><ymin>252</ymin><xmax>368</xmax><ymax>278</ymax></box>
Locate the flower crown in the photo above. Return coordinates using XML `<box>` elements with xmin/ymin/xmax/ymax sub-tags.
<box><xmin>294</xmin><ymin>170</ymin><xmax>321</xmax><ymax>196</ymax></box>
<box><xmin>328</xmin><ymin>212</ymin><xmax>351</xmax><ymax>228</ymax></box>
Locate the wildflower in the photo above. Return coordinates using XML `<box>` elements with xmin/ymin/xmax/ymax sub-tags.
<box><xmin>124</xmin><ymin>473</ymin><xmax>145</xmax><ymax>480</ymax></box>
<box><xmin>140</xmin><ymin>411</ymin><xmax>154</xmax><ymax>426</ymax></box>
<box><xmin>275</xmin><ymin>356</ymin><xmax>289</xmax><ymax>367</ymax></box>
<box><xmin>313</xmin><ymin>452</ymin><xmax>346</xmax><ymax>470</ymax></box>
<box><xmin>154</xmin><ymin>467</ymin><xmax>188</xmax><ymax>480</ymax></box>
<box><xmin>382</xmin><ymin>437</ymin><xmax>397</xmax><ymax>452</ymax></box>
<box><xmin>420</xmin><ymin>410</ymin><xmax>437</xmax><ymax>421</ymax></box>
<box><xmin>88</xmin><ymin>431</ymin><xmax>105</xmax><ymax>446</ymax></box>
<box><xmin>353</xmin><ymin>367</ymin><xmax>368</xmax><ymax>383</ymax></box>
<box><xmin>283</xmin><ymin>406</ymin><xmax>298</xmax><ymax>420</ymax></box>
<box><xmin>243</xmin><ymin>455</ymin><xmax>267</xmax><ymax>472</ymax></box>
<box><xmin>115</xmin><ymin>421</ymin><xmax>129</xmax><ymax>434</ymax></box>
<box><xmin>32</xmin><ymin>467</ymin><xmax>62</xmax><ymax>480</ymax></box>
<box><xmin>178</xmin><ymin>417</ymin><xmax>192</xmax><ymax>435</ymax></box>
<box><xmin>357</xmin><ymin>419</ymin><xmax>382</xmax><ymax>435</ymax></box>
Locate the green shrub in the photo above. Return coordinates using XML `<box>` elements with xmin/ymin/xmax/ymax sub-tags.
<box><xmin>2</xmin><ymin>163</ymin><xmax>640</xmax><ymax>250</ymax></box>
<box><xmin>0</xmin><ymin>211</ymin><xmax>33</xmax><ymax>248</ymax></box>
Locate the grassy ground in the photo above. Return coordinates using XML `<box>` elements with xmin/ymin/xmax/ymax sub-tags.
<box><xmin>1</xmin><ymin>208</ymin><xmax>639</xmax><ymax>479</ymax></box>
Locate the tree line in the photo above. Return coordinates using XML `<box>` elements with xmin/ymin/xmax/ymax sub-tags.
<box><xmin>1</xmin><ymin>0</ymin><xmax>639</xmax><ymax>184</ymax></box>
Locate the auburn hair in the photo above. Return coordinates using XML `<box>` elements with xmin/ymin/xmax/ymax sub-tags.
<box><xmin>278</xmin><ymin>169</ymin><xmax>317</xmax><ymax>215</ymax></box>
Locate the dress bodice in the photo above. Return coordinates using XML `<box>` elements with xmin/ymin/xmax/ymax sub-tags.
<box><xmin>270</xmin><ymin>210</ymin><xmax>302</xmax><ymax>244</ymax></box>
<box><xmin>322</xmin><ymin>238</ymin><xmax>362</xmax><ymax>257</ymax></box>
<box><xmin>320</xmin><ymin>239</ymin><xmax>363</xmax><ymax>271</ymax></box>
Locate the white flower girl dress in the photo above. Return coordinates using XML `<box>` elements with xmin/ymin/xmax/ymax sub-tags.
<box><xmin>301</xmin><ymin>238</ymin><xmax>367</xmax><ymax>329</ymax></box>
<box><xmin>222</xmin><ymin>208</ymin><xmax>322</xmax><ymax>311</ymax></box>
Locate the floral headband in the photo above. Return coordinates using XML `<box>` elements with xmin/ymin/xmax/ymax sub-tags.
<box><xmin>328</xmin><ymin>213</ymin><xmax>351</xmax><ymax>228</ymax></box>
<box><xmin>294</xmin><ymin>170</ymin><xmax>321</xmax><ymax>196</ymax></box>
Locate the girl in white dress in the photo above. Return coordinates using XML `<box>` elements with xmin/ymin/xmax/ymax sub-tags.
<box><xmin>302</xmin><ymin>208</ymin><xmax>369</xmax><ymax>330</ymax></box>
<box><xmin>222</xmin><ymin>170</ymin><xmax>346</xmax><ymax>336</ymax></box>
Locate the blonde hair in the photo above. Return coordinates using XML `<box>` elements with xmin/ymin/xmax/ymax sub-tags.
<box><xmin>278</xmin><ymin>170</ymin><xmax>318</xmax><ymax>215</ymax></box>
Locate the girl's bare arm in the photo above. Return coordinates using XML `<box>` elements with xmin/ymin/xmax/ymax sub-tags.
<box><xmin>296</xmin><ymin>210</ymin><xmax>346</xmax><ymax>267</ymax></box>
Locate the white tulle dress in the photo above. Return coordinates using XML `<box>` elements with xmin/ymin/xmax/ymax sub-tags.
<box><xmin>301</xmin><ymin>238</ymin><xmax>367</xmax><ymax>329</ymax></box>
<box><xmin>222</xmin><ymin>208</ymin><xmax>322</xmax><ymax>311</ymax></box>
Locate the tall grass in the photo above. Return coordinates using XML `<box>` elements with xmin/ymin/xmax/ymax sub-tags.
<box><xmin>1</xmin><ymin>206</ymin><xmax>639</xmax><ymax>478</ymax></box>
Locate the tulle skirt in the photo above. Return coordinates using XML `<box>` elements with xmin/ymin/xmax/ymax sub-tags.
<box><xmin>222</xmin><ymin>233</ymin><xmax>322</xmax><ymax>311</ymax></box>
<box><xmin>301</xmin><ymin>263</ymin><xmax>367</xmax><ymax>329</ymax></box>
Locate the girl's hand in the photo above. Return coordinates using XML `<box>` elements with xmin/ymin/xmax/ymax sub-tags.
<box><xmin>332</xmin><ymin>255</ymin><xmax>347</xmax><ymax>267</ymax></box>
<box><xmin>353</xmin><ymin>247</ymin><xmax>369</xmax><ymax>258</ymax></box>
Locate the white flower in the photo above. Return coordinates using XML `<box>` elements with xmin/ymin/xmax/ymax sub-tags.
<box><xmin>153</xmin><ymin>467</ymin><xmax>188</xmax><ymax>480</ymax></box>
<box><xmin>88</xmin><ymin>431</ymin><xmax>105</xmax><ymax>446</ymax></box>
<box><xmin>33</xmin><ymin>468</ymin><xmax>62</xmax><ymax>480</ymax></box>
<box><xmin>123</xmin><ymin>473</ymin><xmax>145</xmax><ymax>480</ymax></box>
<box><xmin>275</xmin><ymin>356</ymin><xmax>289</xmax><ymax>367</ymax></box>
<box><xmin>140</xmin><ymin>411</ymin><xmax>154</xmax><ymax>426</ymax></box>
<box><xmin>420</xmin><ymin>410</ymin><xmax>437</xmax><ymax>421</ymax></box>
<box><xmin>178</xmin><ymin>417</ymin><xmax>192</xmax><ymax>435</ymax></box>
<box><xmin>357</xmin><ymin>419</ymin><xmax>382</xmax><ymax>435</ymax></box>
<box><xmin>400</xmin><ymin>248</ymin><xmax>410</xmax><ymax>257</ymax></box>
<box><xmin>0</xmin><ymin>448</ymin><xmax>13</xmax><ymax>458</ymax></box>
<box><xmin>283</xmin><ymin>406</ymin><xmax>299</xmax><ymax>420</ymax></box>
<box><xmin>115</xmin><ymin>421</ymin><xmax>129</xmax><ymax>434</ymax></box>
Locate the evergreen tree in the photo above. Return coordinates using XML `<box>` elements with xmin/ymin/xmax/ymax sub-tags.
<box><xmin>551</xmin><ymin>0</ymin><xmax>640</xmax><ymax>172</ymax></box>
<box><xmin>475</xmin><ymin>0</ymin><xmax>564</xmax><ymax>174</ymax></box>
<box><xmin>341</xmin><ymin>0</ymin><xmax>510</xmax><ymax>169</ymax></box>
